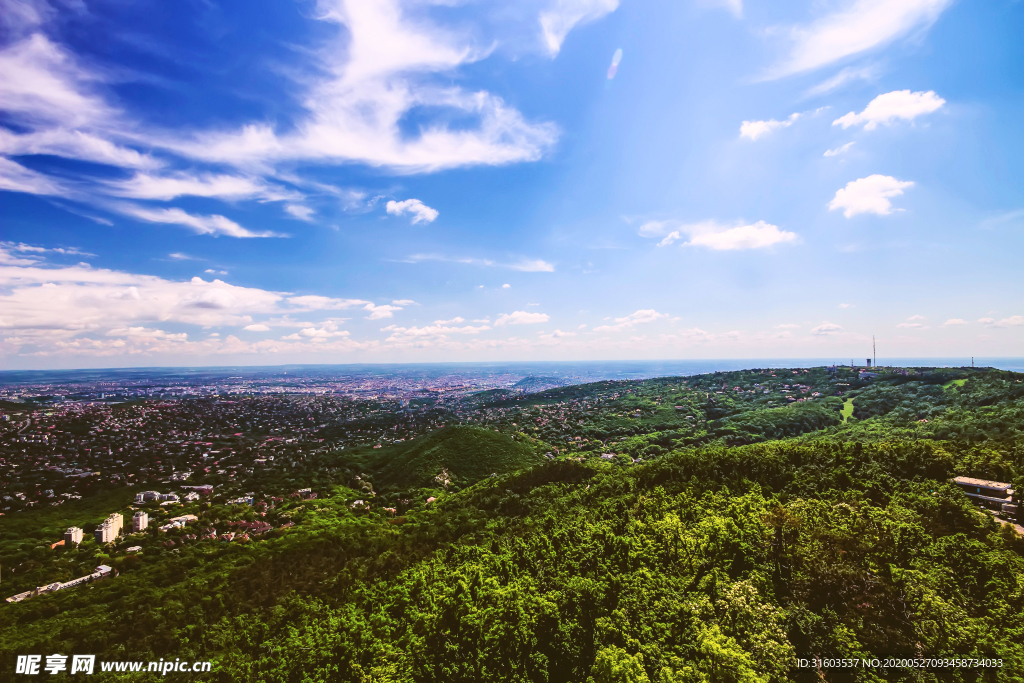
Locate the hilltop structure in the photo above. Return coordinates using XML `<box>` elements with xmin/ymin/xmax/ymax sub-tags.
<box><xmin>952</xmin><ymin>476</ymin><xmax>1019</xmax><ymax>519</ymax></box>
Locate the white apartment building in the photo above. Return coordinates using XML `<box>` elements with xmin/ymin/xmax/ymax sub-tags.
<box><xmin>133</xmin><ymin>511</ymin><xmax>148</xmax><ymax>532</ymax></box>
<box><xmin>94</xmin><ymin>513</ymin><xmax>123</xmax><ymax>544</ymax></box>
<box><xmin>64</xmin><ymin>527</ymin><xmax>84</xmax><ymax>545</ymax></box>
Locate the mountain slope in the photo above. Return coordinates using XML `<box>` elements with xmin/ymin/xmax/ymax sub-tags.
<box><xmin>372</xmin><ymin>425</ymin><xmax>544</xmax><ymax>490</ymax></box>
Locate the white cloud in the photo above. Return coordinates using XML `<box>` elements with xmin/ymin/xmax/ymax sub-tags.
<box><xmin>0</xmin><ymin>156</ymin><xmax>65</xmax><ymax>195</ymax></box>
<box><xmin>509</xmin><ymin>258</ymin><xmax>555</xmax><ymax>272</ymax></box>
<box><xmin>205</xmin><ymin>269</ymin><xmax>228</xmax><ymax>275</ymax></box>
<box><xmin>896</xmin><ymin>321</ymin><xmax>924</xmax><ymax>328</ymax></box>
<box><xmin>0</xmin><ymin>261</ymin><xmax>283</xmax><ymax>335</ymax></box>
<box><xmin>0</xmin><ymin>0</ymin><xmax>563</xmax><ymax>234</ymax></box>
<box><xmin>824</xmin><ymin>142</ymin><xmax>855</xmax><ymax>157</ymax></box>
<box><xmin>838</xmin><ymin>303</ymin><xmax>854</xmax><ymax>309</ymax></box>
<box><xmin>382</xmin><ymin>321</ymin><xmax>491</xmax><ymax>343</ymax></box>
<box><xmin>0</xmin><ymin>33</ymin><xmax>113</xmax><ymax>128</ymax></box>
<box><xmin>287</xmin><ymin>295</ymin><xmax>370</xmax><ymax>310</ymax></box>
<box><xmin>766</xmin><ymin>0</ymin><xmax>952</xmax><ymax>79</ymax></box>
<box><xmin>434</xmin><ymin>317</ymin><xmax>465</xmax><ymax>325</ymax></box>
<box><xmin>0</xmin><ymin>243</ymin><xmax>42</xmax><ymax>266</ymax></box>
<box><xmin>739</xmin><ymin>113</ymin><xmax>800</xmax><ymax>141</ymax></box>
<box><xmin>980</xmin><ymin>315</ymin><xmax>1023</xmax><ymax>328</ymax></box>
<box><xmin>810</xmin><ymin>322</ymin><xmax>842</xmax><ymax>335</ymax></box>
<box><xmin>281</xmin><ymin>320</ymin><xmax>350</xmax><ymax>341</ymax></box>
<box><xmin>804</xmin><ymin>65</ymin><xmax>878</xmax><ymax>97</ymax></box>
<box><xmin>392</xmin><ymin>299</ymin><xmax>417</xmax><ymax>306</ymax></box>
<box><xmin>0</xmin><ymin>247</ymin><xmax>408</xmax><ymax>359</ymax></box>
<box><xmin>168</xmin><ymin>253</ymin><xmax>196</xmax><ymax>261</ymax></box>
<box><xmin>104</xmin><ymin>172</ymin><xmax>289</xmax><ymax>202</ymax></box>
<box><xmin>656</xmin><ymin>231</ymin><xmax>681</xmax><ymax>247</ymax></box>
<box><xmin>649</xmin><ymin>220</ymin><xmax>796</xmax><ymax>250</ymax></box>
<box><xmin>364</xmin><ymin>303</ymin><xmax>402</xmax><ymax>320</ymax></box>
<box><xmin>386</xmin><ymin>198</ymin><xmax>439</xmax><ymax>224</ymax></box>
<box><xmin>0</xmin><ymin>128</ymin><xmax>158</xmax><ymax>169</ymax></box>
<box><xmin>495</xmin><ymin>310</ymin><xmax>549</xmax><ymax>326</ymax></box>
<box><xmin>539</xmin><ymin>0</ymin><xmax>619</xmax><ymax>56</ymax></box>
<box><xmin>774</xmin><ymin>324</ymin><xmax>800</xmax><ymax>329</ymax></box>
<box><xmin>829</xmin><ymin>175</ymin><xmax>914</xmax><ymax>217</ymax></box>
<box><xmin>685</xmin><ymin>221</ymin><xmax>797</xmax><ymax>250</ymax></box>
<box><xmin>161</xmin><ymin>0</ymin><xmax>558</xmax><ymax>173</ymax></box>
<box><xmin>114</xmin><ymin>205</ymin><xmax>284</xmax><ymax>238</ymax></box>
<box><xmin>943</xmin><ymin>318</ymin><xmax>966</xmax><ymax>326</ymax></box>
<box><xmin>638</xmin><ymin>220</ymin><xmax>671</xmax><ymax>237</ymax></box>
<box><xmin>833</xmin><ymin>90</ymin><xmax>945</xmax><ymax>130</ymax></box>
<box><xmin>594</xmin><ymin>309</ymin><xmax>667</xmax><ymax>332</ymax></box>
<box><xmin>502</xmin><ymin>283</ymin><xmax>511</xmax><ymax>289</ymax></box>
<box><xmin>285</xmin><ymin>204</ymin><xmax>315</xmax><ymax>221</ymax></box>
<box><xmin>906</xmin><ymin>314</ymin><xmax>925</xmax><ymax>321</ymax></box>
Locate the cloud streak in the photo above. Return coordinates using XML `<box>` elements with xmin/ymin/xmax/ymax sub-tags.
<box><xmin>765</xmin><ymin>0</ymin><xmax>952</xmax><ymax>79</ymax></box>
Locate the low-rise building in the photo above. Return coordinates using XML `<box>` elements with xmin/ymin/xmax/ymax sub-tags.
<box><xmin>6</xmin><ymin>565</ymin><xmax>114</xmax><ymax>603</ymax></box>
<box><xmin>158</xmin><ymin>514</ymin><xmax>199</xmax><ymax>532</ymax></box>
<box><xmin>952</xmin><ymin>476</ymin><xmax>1019</xmax><ymax>519</ymax></box>
<box><xmin>134</xmin><ymin>491</ymin><xmax>162</xmax><ymax>503</ymax></box>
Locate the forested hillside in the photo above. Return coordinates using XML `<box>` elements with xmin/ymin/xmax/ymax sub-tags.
<box><xmin>1</xmin><ymin>366</ymin><xmax>1022</xmax><ymax>682</ymax></box>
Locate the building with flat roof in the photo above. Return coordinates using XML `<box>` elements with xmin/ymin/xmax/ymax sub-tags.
<box><xmin>94</xmin><ymin>513</ymin><xmax>123</xmax><ymax>544</ymax></box>
<box><xmin>132</xmin><ymin>511</ymin><xmax>148</xmax><ymax>532</ymax></box>
<box><xmin>64</xmin><ymin>527</ymin><xmax>83</xmax><ymax>546</ymax></box>
<box><xmin>952</xmin><ymin>476</ymin><xmax>1018</xmax><ymax>519</ymax></box>
<box><xmin>134</xmin><ymin>491</ymin><xmax>161</xmax><ymax>503</ymax></box>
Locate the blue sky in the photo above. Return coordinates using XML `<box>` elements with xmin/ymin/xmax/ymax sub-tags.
<box><xmin>1</xmin><ymin>0</ymin><xmax>1022</xmax><ymax>369</ymax></box>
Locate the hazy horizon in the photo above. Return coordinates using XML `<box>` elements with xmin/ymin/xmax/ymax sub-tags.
<box><xmin>4</xmin><ymin>357</ymin><xmax>1023</xmax><ymax>379</ymax></box>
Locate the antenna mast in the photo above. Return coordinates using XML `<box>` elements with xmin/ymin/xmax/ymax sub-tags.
<box><xmin>873</xmin><ymin>336</ymin><xmax>876</xmax><ymax>368</ymax></box>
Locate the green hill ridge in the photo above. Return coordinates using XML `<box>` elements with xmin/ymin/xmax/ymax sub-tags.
<box><xmin>372</xmin><ymin>425</ymin><xmax>544</xmax><ymax>490</ymax></box>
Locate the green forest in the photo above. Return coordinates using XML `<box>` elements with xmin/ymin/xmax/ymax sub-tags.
<box><xmin>1</xmin><ymin>366</ymin><xmax>1022</xmax><ymax>682</ymax></box>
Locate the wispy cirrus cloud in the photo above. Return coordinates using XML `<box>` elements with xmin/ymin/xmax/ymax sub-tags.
<box><xmin>161</xmin><ymin>0</ymin><xmax>558</xmax><ymax>173</ymax></box>
<box><xmin>539</xmin><ymin>0</ymin><xmax>619</xmax><ymax>56</ymax></box>
<box><xmin>114</xmin><ymin>205</ymin><xmax>285</xmax><ymax>239</ymax></box>
<box><xmin>593</xmin><ymin>309</ymin><xmax>667</xmax><ymax>332</ymax></box>
<box><xmin>763</xmin><ymin>0</ymin><xmax>953</xmax><ymax>80</ymax></box>
<box><xmin>0</xmin><ymin>0</ymin><xmax>562</xmax><ymax>240</ymax></box>
<box><xmin>824</xmin><ymin>142</ymin><xmax>855</xmax><ymax>157</ymax></box>
<box><xmin>405</xmin><ymin>253</ymin><xmax>555</xmax><ymax>272</ymax></box>
<box><xmin>104</xmin><ymin>172</ymin><xmax>297</xmax><ymax>202</ymax></box>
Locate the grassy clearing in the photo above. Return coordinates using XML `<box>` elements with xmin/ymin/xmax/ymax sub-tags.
<box><xmin>840</xmin><ymin>398</ymin><xmax>855</xmax><ymax>423</ymax></box>
<box><xmin>943</xmin><ymin>378</ymin><xmax>968</xmax><ymax>390</ymax></box>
